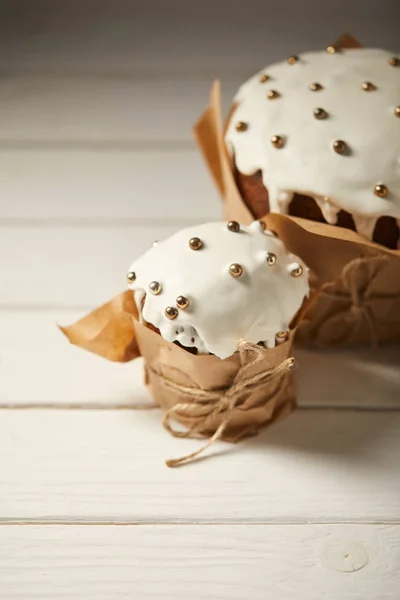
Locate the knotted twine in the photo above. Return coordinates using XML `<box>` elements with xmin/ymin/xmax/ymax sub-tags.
<box><xmin>147</xmin><ymin>339</ymin><xmax>295</xmax><ymax>468</ymax></box>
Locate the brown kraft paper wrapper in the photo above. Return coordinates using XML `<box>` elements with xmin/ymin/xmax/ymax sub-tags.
<box><xmin>193</xmin><ymin>34</ymin><xmax>400</xmax><ymax>348</ymax></box>
<box><xmin>61</xmin><ymin>291</ymin><xmax>298</xmax><ymax>467</ymax></box>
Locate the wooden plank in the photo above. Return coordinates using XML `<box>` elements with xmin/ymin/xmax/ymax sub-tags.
<box><xmin>0</xmin><ymin>410</ymin><xmax>399</xmax><ymax>523</ymax></box>
<box><xmin>0</xmin><ymin>225</ymin><xmax>180</xmax><ymax>307</ymax></box>
<box><xmin>0</xmin><ymin>524</ymin><xmax>399</xmax><ymax>599</ymax></box>
<box><xmin>0</xmin><ymin>74</ymin><xmax>241</xmax><ymax>143</ymax></box>
<box><xmin>0</xmin><ymin>310</ymin><xmax>399</xmax><ymax>409</ymax></box>
<box><xmin>1</xmin><ymin>0</ymin><xmax>397</xmax><ymax>71</ymax></box>
<box><xmin>0</xmin><ymin>150</ymin><xmax>220</xmax><ymax>220</ymax></box>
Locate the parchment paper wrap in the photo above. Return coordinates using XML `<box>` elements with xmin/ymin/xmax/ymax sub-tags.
<box><xmin>61</xmin><ymin>291</ymin><xmax>298</xmax><ymax>466</ymax></box>
<box><xmin>194</xmin><ymin>34</ymin><xmax>400</xmax><ymax>347</ymax></box>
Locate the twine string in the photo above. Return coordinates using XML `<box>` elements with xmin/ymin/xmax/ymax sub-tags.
<box><xmin>147</xmin><ymin>339</ymin><xmax>294</xmax><ymax>468</ymax></box>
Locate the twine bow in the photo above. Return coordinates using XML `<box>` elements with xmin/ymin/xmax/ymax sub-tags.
<box><xmin>148</xmin><ymin>340</ymin><xmax>294</xmax><ymax>468</ymax></box>
<box><xmin>315</xmin><ymin>253</ymin><xmax>390</xmax><ymax>347</ymax></box>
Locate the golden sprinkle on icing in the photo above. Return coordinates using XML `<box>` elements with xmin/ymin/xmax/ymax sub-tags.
<box><xmin>266</xmin><ymin>252</ymin><xmax>277</xmax><ymax>266</ymax></box>
<box><xmin>165</xmin><ymin>306</ymin><xmax>178</xmax><ymax>320</ymax></box>
<box><xmin>176</xmin><ymin>295</ymin><xmax>189</xmax><ymax>309</ymax></box>
<box><xmin>259</xmin><ymin>73</ymin><xmax>270</xmax><ymax>83</ymax></box>
<box><xmin>189</xmin><ymin>237</ymin><xmax>203</xmax><ymax>250</ymax></box>
<box><xmin>333</xmin><ymin>140</ymin><xmax>348</xmax><ymax>155</ymax></box>
<box><xmin>389</xmin><ymin>56</ymin><xmax>400</xmax><ymax>67</ymax></box>
<box><xmin>374</xmin><ymin>184</ymin><xmax>388</xmax><ymax>198</ymax></box>
<box><xmin>287</xmin><ymin>55</ymin><xmax>299</xmax><ymax>65</ymax></box>
<box><xmin>326</xmin><ymin>45</ymin><xmax>338</xmax><ymax>54</ymax></box>
<box><xmin>290</xmin><ymin>265</ymin><xmax>303</xmax><ymax>278</ymax></box>
<box><xmin>313</xmin><ymin>107</ymin><xmax>328</xmax><ymax>120</ymax></box>
<box><xmin>267</xmin><ymin>89</ymin><xmax>280</xmax><ymax>100</ymax></box>
<box><xmin>309</xmin><ymin>82</ymin><xmax>323</xmax><ymax>91</ymax></box>
<box><xmin>271</xmin><ymin>135</ymin><xmax>285</xmax><ymax>149</ymax></box>
<box><xmin>229</xmin><ymin>263</ymin><xmax>243</xmax><ymax>278</ymax></box>
<box><xmin>394</xmin><ymin>106</ymin><xmax>400</xmax><ymax>117</ymax></box>
<box><xmin>227</xmin><ymin>221</ymin><xmax>240</xmax><ymax>233</ymax></box>
<box><xmin>235</xmin><ymin>121</ymin><xmax>248</xmax><ymax>132</ymax></box>
<box><xmin>126</xmin><ymin>271</ymin><xmax>136</xmax><ymax>283</ymax></box>
<box><xmin>149</xmin><ymin>281</ymin><xmax>162</xmax><ymax>295</ymax></box>
<box><xmin>362</xmin><ymin>81</ymin><xmax>376</xmax><ymax>91</ymax></box>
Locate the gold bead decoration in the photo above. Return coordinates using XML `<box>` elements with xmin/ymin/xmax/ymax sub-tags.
<box><xmin>235</xmin><ymin>121</ymin><xmax>248</xmax><ymax>132</ymax></box>
<box><xmin>126</xmin><ymin>271</ymin><xmax>136</xmax><ymax>283</ymax></box>
<box><xmin>227</xmin><ymin>220</ymin><xmax>240</xmax><ymax>233</ymax></box>
<box><xmin>267</xmin><ymin>89</ymin><xmax>280</xmax><ymax>100</ymax></box>
<box><xmin>189</xmin><ymin>237</ymin><xmax>203</xmax><ymax>250</ymax></box>
<box><xmin>309</xmin><ymin>82</ymin><xmax>323</xmax><ymax>91</ymax></box>
<box><xmin>176</xmin><ymin>295</ymin><xmax>189</xmax><ymax>310</ymax></box>
<box><xmin>333</xmin><ymin>140</ymin><xmax>348</xmax><ymax>155</ymax></box>
<box><xmin>259</xmin><ymin>73</ymin><xmax>270</xmax><ymax>83</ymax></box>
<box><xmin>394</xmin><ymin>106</ymin><xmax>400</xmax><ymax>117</ymax></box>
<box><xmin>290</xmin><ymin>264</ymin><xmax>303</xmax><ymax>278</ymax></box>
<box><xmin>165</xmin><ymin>306</ymin><xmax>178</xmax><ymax>320</ymax></box>
<box><xmin>266</xmin><ymin>252</ymin><xmax>277</xmax><ymax>266</ymax></box>
<box><xmin>229</xmin><ymin>263</ymin><xmax>243</xmax><ymax>278</ymax></box>
<box><xmin>362</xmin><ymin>81</ymin><xmax>376</xmax><ymax>91</ymax></box>
<box><xmin>374</xmin><ymin>184</ymin><xmax>388</xmax><ymax>198</ymax></box>
<box><xmin>326</xmin><ymin>45</ymin><xmax>338</xmax><ymax>54</ymax></box>
<box><xmin>149</xmin><ymin>281</ymin><xmax>162</xmax><ymax>295</ymax></box>
<box><xmin>287</xmin><ymin>55</ymin><xmax>299</xmax><ymax>65</ymax></box>
<box><xmin>313</xmin><ymin>107</ymin><xmax>328</xmax><ymax>120</ymax></box>
<box><xmin>276</xmin><ymin>331</ymin><xmax>289</xmax><ymax>341</ymax></box>
<box><xmin>271</xmin><ymin>135</ymin><xmax>285</xmax><ymax>149</ymax></box>
<box><xmin>389</xmin><ymin>56</ymin><xmax>400</xmax><ymax>67</ymax></box>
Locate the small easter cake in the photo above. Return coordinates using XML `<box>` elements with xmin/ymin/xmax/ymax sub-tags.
<box><xmin>126</xmin><ymin>221</ymin><xmax>309</xmax><ymax>359</ymax></box>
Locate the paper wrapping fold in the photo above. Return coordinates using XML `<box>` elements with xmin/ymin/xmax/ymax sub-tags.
<box><xmin>193</xmin><ymin>34</ymin><xmax>400</xmax><ymax>347</ymax></box>
<box><xmin>61</xmin><ymin>291</ymin><xmax>297</xmax><ymax>465</ymax></box>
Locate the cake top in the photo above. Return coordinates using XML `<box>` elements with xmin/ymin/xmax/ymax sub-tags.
<box><xmin>225</xmin><ymin>47</ymin><xmax>400</xmax><ymax>240</ymax></box>
<box><xmin>127</xmin><ymin>221</ymin><xmax>309</xmax><ymax>359</ymax></box>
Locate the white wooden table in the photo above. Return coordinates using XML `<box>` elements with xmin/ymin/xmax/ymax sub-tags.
<box><xmin>1</xmin><ymin>2</ymin><xmax>399</xmax><ymax>598</ymax></box>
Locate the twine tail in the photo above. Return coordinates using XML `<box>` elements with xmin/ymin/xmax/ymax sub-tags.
<box><xmin>165</xmin><ymin>419</ymin><xmax>228</xmax><ymax>468</ymax></box>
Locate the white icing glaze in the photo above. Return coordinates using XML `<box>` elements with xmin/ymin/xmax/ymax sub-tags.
<box><xmin>127</xmin><ymin>222</ymin><xmax>309</xmax><ymax>359</ymax></box>
<box><xmin>225</xmin><ymin>48</ymin><xmax>400</xmax><ymax>240</ymax></box>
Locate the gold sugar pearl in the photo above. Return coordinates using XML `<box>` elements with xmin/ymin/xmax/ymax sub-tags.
<box><xmin>126</xmin><ymin>271</ymin><xmax>136</xmax><ymax>283</ymax></box>
<box><xmin>266</xmin><ymin>252</ymin><xmax>277</xmax><ymax>266</ymax></box>
<box><xmin>271</xmin><ymin>135</ymin><xmax>285</xmax><ymax>149</ymax></box>
<box><xmin>259</xmin><ymin>73</ymin><xmax>270</xmax><ymax>83</ymax></box>
<box><xmin>176</xmin><ymin>295</ymin><xmax>189</xmax><ymax>310</ymax></box>
<box><xmin>333</xmin><ymin>140</ymin><xmax>348</xmax><ymax>155</ymax></box>
<box><xmin>229</xmin><ymin>263</ymin><xmax>243</xmax><ymax>278</ymax></box>
<box><xmin>326</xmin><ymin>45</ymin><xmax>338</xmax><ymax>54</ymax></box>
<box><xmin>287</xmin><ymin>55</ymin><xmax>299</xmax><ymax>65</ymax></box>
<box><xmin>276</xmin><ymin>331</ymin><xmax>289</xmax><ymax>341</ymax></box>
<box><xmin>149</xmin><ymin>281</ymin><xmax>162</xmax><ymax>295</ymax></box>
<box><xmin>227</xmin><ymin>220</ymin><xmax>240</xmax><ymax>233</ymax></box>
<box><xmin>362</xmin><ymin>81</ymin><xmax>376</xmax><ymax>92</ymax></box>
<box><xmin>165</xmin><ymin>306</ymin><xmax>178</xmax><ymax>320</ymax></box>
<box><xmin>389</xmin><ymin>57</ymin><xmax>400</xmax><ymax>67</ymax></box>
<box><xmin>290</xmin><ymin>264</ymin><xmax>303</xmax><ymax>278</ymax></box>
<box><xmin>310</xmin><ymin>82</ymin><xmax>323</xmax><ymax>92</ymax></box>
<box><xmin>267</xmin><ymin>89</ymin><xmax>280</xmax><ymax>100</ymax></box>
<box><xmin>374</xmin><ymin>184</ymin><xmax>388</xmax><ymax>198</ymax></box>
<box><xmin>189</xmin><ymin>237</ymin><xmax>203</xmax><ymax>250</ymax></box>
<box><xmin>394</xmin><ymin>106</ymin><xmax>400</xmax><ymax>117</ymax></box>
<box><xmin>313</xmin><ymin>107</ymin><xmax>328</xmax><ymax>120</ymax></box>
<box><xmin>235</xmin><ymin>121</ymin><xmax>248</xmax><ymax>132</ymax></box>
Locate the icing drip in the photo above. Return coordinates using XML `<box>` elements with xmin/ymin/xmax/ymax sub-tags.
<box><xmin>225</xmin><ymin>47</ymin><xmax>400</xmax><ymax>241</ymax></box>
<box><xmin>127</xmin><ymin>222</ymin><xmax>309</xmax><ymax>359</ymax></box>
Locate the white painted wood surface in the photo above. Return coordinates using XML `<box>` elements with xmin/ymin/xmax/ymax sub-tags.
<box><xmin>1</xmin><ymin>410</ymin><xmax>400</xmax><ymax>523</ymax></box>
<box><xmin>1</xmin><ymin>2</ymin><xmax>400</xmax><ymax>597</ymax></box>
<box><xmin>1</xmin><ymin>310</ymin><xmax>399</xmax><ymax>408</ymax></box>
<box><xmin>1</xmin><ymin>524</ymin><xmax>399</xmax><ymax>600</ymax></box>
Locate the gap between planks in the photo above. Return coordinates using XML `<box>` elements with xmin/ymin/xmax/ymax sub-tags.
<box><xmin>2</xmin><ymin>519</ymin><xmax>400</xmax><ymax>527</ymax></box>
